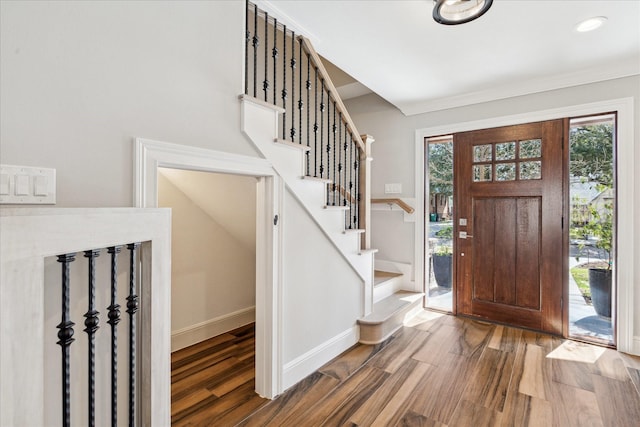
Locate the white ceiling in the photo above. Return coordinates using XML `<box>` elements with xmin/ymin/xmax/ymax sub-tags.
<box><xmin>261</xmin><ymin>1</ymin><xmax>640</xmax><ymax>115</ymax></box>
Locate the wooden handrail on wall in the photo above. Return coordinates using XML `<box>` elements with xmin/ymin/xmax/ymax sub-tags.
<box><xmin>372</xmin><ymin>198</ymin><xmax>415</xmax><ymax>214</ymax></box>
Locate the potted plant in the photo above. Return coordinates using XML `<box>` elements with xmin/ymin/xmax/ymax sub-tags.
<box><xmin>582</xmin><ymin>201</ymin><xmax>613</xmax><ymax>318</ymax></box>
<box><xmin>432</xmin><ymin>225</ymin><xmax>453</xmax><ymax>288</ymax></box>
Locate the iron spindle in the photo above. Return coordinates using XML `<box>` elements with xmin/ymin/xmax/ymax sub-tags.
<box><xmin>290</xmin><ymin>31</ymin><xmax>296</xmax><ymax>141</ymax></box>
<box><xmin>355</xmin><ymin>148</ymin><xmax>360</xmax><ymax>229</ymax></box>
<box><xmin>298</xmin><ymin>38</ymin><xmax>303</xmax><ymax>146</ymax></box>
<box><xmin>126</xmin><ymin>242</ymin><xmax>140</xmax><ymax>427</ymax></box>
<box><xmin>272</xmin><ymin>18</ymin><xmax>278</xmax><ymax>105</ymax></box>
<box><xmin>343</xmin><ymin>121</ymin><xmax>347</xmax><ymax>208</ymax></box>
<box><xmin>349</xmin><ymin>133</ymin><xmax>354</xmax><ymax>229</ymax></box>
<box><xmin>333</xmin><ymin>101</ymin><xmax>337</xmax><ymax>206</ymax></box>
<box><xmin>107</xmin><ymin>246</ymin><xmax>122</xmax><ymax>427</ymax></box>
<box><xmin>282</xmin><ymin>25</ymin><xmax>287</xmax><ymax>140</ymax></box>
<box><xmin>313</xmin><ymin>67</ymin><xmax>318</xmax><ymax>177</ymax></box>
<box><xmin>338</xmin><ymin>114</ymin><xmax>343</xmax><ymax>208</ymax></box>
<box><xmin>57</xmin><ymin>253</ymin><xmax>77</xmax><ymax>427</ymax></box>
<box><xmin>84</xmin><ymin>249</ymin><xmax>101</xmax><ymax>427</ymax></box>
<box><xmin>319</xmin><ymin>81</ymin><xmax>325</xmax><ymax>178</ymax></box>
<box><xmin>244</xmin><ymin>0</ymin><xmax>249</xmax><ymax>95</ymax></box>
<box><xmin>263</xmin><ymin>11</ymin><xmax>269</xmax><ymax>102</ymax></box>
<box><xmin>252</xmin><ymin>4</ymin><xmax>259</xmax><ymax>97</ymax></box>
<box><xmin>305</xmin><ymin>51</ymin><xmax>311</xmax><ymax>175</ymax></box>
<box><xmin>326</xmin><ymin>94</ymin><xmax>332</xmax><ymax>205</ymax></box>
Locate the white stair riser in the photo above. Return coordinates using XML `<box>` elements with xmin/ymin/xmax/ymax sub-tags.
<box><xmin>373</xmin><ymin>276</ymin><xmax>403</xmax><ymax>303</ymax></box>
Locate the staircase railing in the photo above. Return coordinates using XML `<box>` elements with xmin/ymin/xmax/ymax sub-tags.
<box><xmin>245</xmin><ymin>1</ymin><xmax>371</xmax><ymax>247</ymax></box>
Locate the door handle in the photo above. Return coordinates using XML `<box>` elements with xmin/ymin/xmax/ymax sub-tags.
<box><xmin>459</xmin><ymin>231</ymin><xmax>473</xmax><ymax>239</ymax></box>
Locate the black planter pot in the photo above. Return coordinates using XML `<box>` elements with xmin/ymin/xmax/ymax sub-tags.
<box><xmin>588</xmin><ymin>268</ymin><xmax>612</xmax><ymax>318</ymax></box>
<box><xmin>432</xmin><ymin>254</ymin><xmax>452</xmax><ymax>288</ymax></box>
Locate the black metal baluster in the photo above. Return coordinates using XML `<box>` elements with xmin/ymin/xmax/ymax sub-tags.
<box><xmin>332</xmin><ymin>101</ymin><xmax>337</xmax><ymax>206</ymax></box>
<box><xmin>290</xmin><ymin>31</ymin><xmax>296</xmax><ymax>142</ymax></box>
<box><xmin>126</xmin><ymin>243</ymin><xmax>140</xmax><ymax>427</ymax></box>
<box><xmin>263</xmin><ymin>11</ymin><xmax>269</xmax><ymax>102</ymax></box>
<box><xmin>282</xmin><ymin>25</ymin><xmax>287</xmax><ymax>141</ymax></box>
<box><xmin>272</xmin><ymin>18</ymin><xmax>278</xmax><ymax>106</ymax></box>
<box><xmin>326</xmin><ymin>93</ymin><xmax>332</xmax><ymax>204</ymax></box>
<box><xmin>319</xmin><ymin>81</ymin><xmax>325</xmax><ymax>178</ymax></box>
<box><xmin>338</xmin><ymin>114</ymin><xmax>343</xmax><ymax>209</ymax></box>
<box><xmin>57</xmin><ymin>253</ymin><xmax>76</xmax><ymax>427</ymax></box>
<box><xmin>314</xmin><ymin>67</ymin><xmax>318</xmax><ymax>177</ymax></box>
<box><xmin>349</xmin><ymin>132</ymin><xmax>354</xmax><ymax>229</ymax></box>
<box><xmin>355</xmin><ymin>143</ymin><xmax>360</xmax><ymax>229</ymax></box>
<box><xmin>298</xmin><ymin>38</ymin><xmax>303</xmax><ymax>146</ymax></box>
<box><xmin>244</xmin><ymin>0</ymin><xmax>249</xmax><ymax>95</ymax></box>
<box><xmin>306</xmin><ymin>52</ymin><xmax>310</xmax><ymax>162</ymax></box>
<box><xmin>252</xmin><ymin>3</ymin><xmax>258</xmax><ymax>97</ymax></box>
<box><xmin>344</xmin><ymin>125</ymin><xmax>349</xmax><ymax>208</ymax></box>
<box><xmin>84</xmin><ymin>249</ymin><xmax>100</xmax><ymax>427</ymax></box>
<box><xmin>107</xmin><ymin>246</ymin><xmax>122</xmax><ymax>427</ymax></box>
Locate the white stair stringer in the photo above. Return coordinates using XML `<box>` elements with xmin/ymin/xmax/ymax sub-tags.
<box><xmin>240</xmin><ymin>96</ymin><xmax>374</xmax><ymax>315</ymax></box>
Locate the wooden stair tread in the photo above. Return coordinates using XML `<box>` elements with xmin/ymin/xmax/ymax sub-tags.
<box><xmin>358</xmin><ymin>291</ymin><xmax>423</xmax><ymax>325</ymax></box>
<box><xmin>374</xmin><ymin>270</ymin><xmax>402</xmax><ymax>286</ymax></box>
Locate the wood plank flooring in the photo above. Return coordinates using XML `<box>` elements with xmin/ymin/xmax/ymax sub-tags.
<box><xmin>172</xmin><ymin>313</ymin><xmax>640</xmax><ymax>426</ymax></box>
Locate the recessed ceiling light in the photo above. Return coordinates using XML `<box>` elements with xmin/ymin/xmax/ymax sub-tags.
<box><xmin>433</xmin><ymin>0</ymin><xmax>493</xmax><ymax>25</ymax></box>
<box><xmin>575</xmin><ymin>16</ymin><xmax>607</xmax><ymax>32</ymax></box>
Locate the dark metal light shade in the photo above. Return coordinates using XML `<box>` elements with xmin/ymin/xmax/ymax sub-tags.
<box><xmin>433</xmin><ymin>0</ymin><xmax>493</xmax><ymax>25</ymax></box>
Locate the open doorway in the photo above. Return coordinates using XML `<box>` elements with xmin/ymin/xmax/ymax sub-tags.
<box><xmin>425</xmin><ymin>135</ymin><xmax>454</xmax><ymax>313</ymax></box>
<box><xmin>158</xmin><ymin>168</ymin><xmax>263</xmax><ymax>423</ymax></box>
<box><xmin>158</xmin><ymin>168</ymin><xmax>257</xmax><ymax>352</ymax></box>
<box><xmin>567</xmin><ymin>114</ymin><xmax>616</xmax><ymax>346</ymax></box>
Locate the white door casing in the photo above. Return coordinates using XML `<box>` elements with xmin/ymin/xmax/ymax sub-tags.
<box><xmin>134</xmin><ymin>138</ymin><xmax>283</xmax><ymax>397</ymax></box>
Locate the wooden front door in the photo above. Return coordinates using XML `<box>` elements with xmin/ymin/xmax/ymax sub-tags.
<box><xmin>454</xmin><ymin>120</ymin><xmax>564</xmax><ymax>335</ymax></box>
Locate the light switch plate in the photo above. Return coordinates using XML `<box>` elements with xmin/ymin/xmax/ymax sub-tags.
<box><xmin>384</xmin><ymin>183</ymin><xmax>402</xmax><ymax>194</ymax></box>
<box><xmin>0</xmin><ymin>164</ymin><xmax>56</xmax><ymax>204</ymax></box>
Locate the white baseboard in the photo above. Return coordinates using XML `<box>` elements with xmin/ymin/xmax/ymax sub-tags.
<box><xmin>631</xmin><ymin>336</ymin><xmax>640</xmax><ymax>356</ymax></box>
<box><xmin>282</xmin><ymin>325</ymin><xmax>359</xmax><ymax>391</ymax></box>
<box><xmin>171</xmin><ymin>306</ymin><xmax>256</xmax><ymax>352</ymax></box>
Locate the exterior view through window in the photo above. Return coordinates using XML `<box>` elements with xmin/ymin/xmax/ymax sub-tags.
<box><xmin>426</xmin><ymin>136</ymin><xmax>454</xmax><ymax>312</ymax></box>
<box><xmin>568</xmin><ymin>114</ymin><xmax>616</xmax><ymax>346</ymax></box>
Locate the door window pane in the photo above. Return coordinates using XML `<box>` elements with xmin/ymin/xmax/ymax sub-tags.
<box><xmin>473</xmin><ymin>144</ymin><xmax>492</xmax><ymax>162</ymax></box>
<box><xmin>496</xmin><ymin>142</ymin><xmax>516</xmax><ymax>160</ymax></box>
<box><xmin>473</xmin><ymin>164</ymin><xmax>492</xmax><ymax>182</ymax></box>
<box><xmin>520</xmin><ymin>161</ymin><xmax>541</xmax><ymax>180</ymax></box>
<box><xmin>519</xmin><ymin>139</ymin><xmax>542</xmax><ymax>159</ymax></box>
<box><xmin>496</xmin><ymin>163</ymin><xmax>516</xmax><ymax>181</ymax></box>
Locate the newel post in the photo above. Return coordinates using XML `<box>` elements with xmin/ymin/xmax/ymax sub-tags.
<box><xmin>359</xmin><ymin>134</ymin><xmax>374</xmax><ymax>249</ymax></box>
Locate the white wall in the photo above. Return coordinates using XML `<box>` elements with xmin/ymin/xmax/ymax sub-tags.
<box><xmin>0</xmin><ymin>0</ymin><xmax>259</xmax><ymax>207</ymax></box>
<box><xmin>0</xmin><ymin>0</ymin><xmax>369</xmax><ymax>401</ymax></box>
<box><xmin>158</xmin><ymin>171</ymin><xmax>255</xmax><ymax>350</ymax></box>
<box><xmin>346</xmin><ymin>75</ymin><xmax>640</xmax><ymax>351</ymax></box>
<box><xmin>281</xmin><ymin>188</ymin><xmax>362</xmax><ymax>388</ymax></box>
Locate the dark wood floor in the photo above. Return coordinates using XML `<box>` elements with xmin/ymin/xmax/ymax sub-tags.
<box><xmin>172</xmin><ymin>312</ymin><xmax>640</xmax><ymax>426</ymax></box>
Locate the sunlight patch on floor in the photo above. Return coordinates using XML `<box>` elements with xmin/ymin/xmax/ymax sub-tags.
<box><xmin>546</xmin><ymin>340</ymin><xmax>606</xmax><ymax>364</ymax></box>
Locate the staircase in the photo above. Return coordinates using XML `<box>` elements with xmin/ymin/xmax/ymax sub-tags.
<box><xmin>243</xmin><ymin>1</ymin><xmax>422</xmax><ymax>344</ymax></box>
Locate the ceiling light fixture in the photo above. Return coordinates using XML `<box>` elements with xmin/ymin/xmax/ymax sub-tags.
<box><xmin>433</xmin><ymin>0</ymin><xmax>493</xmax><ymax>25</ymax></box>
<box><xmin>575</xmin><ymin>16</ymin><xmax>607</xmax><ymax>33</ymax></box>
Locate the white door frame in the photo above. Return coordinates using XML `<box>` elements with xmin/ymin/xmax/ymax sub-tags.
<box><xmin>414</xmin><ymin>97</ymin><xmax>636</xmax><ymax>354</ymax></box>
<box><xmin>134</xmin><ymin>137</ymin><xmax>283</xmax><ymax>398</ymax></box>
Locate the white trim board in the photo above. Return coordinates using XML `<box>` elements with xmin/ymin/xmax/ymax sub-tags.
<box><xmin>414</xmin><ymin>97</ymin><xmax>636</xmax><ymax>354</ymax></box>
<box><xmin>134</xmin><ymin>138</ymin><xmax>284</xmax><ymax>398</ymax></box>
<box><xmin>282</xmin><ymin>326</ymin><xmax>359</xmax><ymax>392</ymax></box>
<box><xmin>171</xmin><ymin>307</ymin><xmax>256</xmax><ymax>352</ymax></box>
